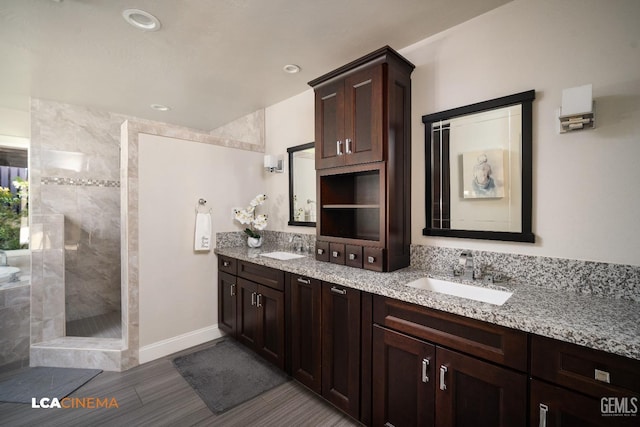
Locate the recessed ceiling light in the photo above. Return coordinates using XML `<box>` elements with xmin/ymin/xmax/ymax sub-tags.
<box><xmin>150</xmin><ymin>104</ymin><xmax>170</xmax><ymax>111</ymax></box>
<box><xmin>122</xmin><ymin>9</ymin><xmax>161</xmax><ymax>32</ymax></box>
<box><xmin>283</xmin><ymin>64</ymin><xmax>301</xmax><ymax>74</ymax></box>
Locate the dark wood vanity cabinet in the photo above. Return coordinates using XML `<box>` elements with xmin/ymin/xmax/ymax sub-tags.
<box><xmin>371</xmin><ymin>295</ymin><xmax>528</xmax><ymax>427</ymax></box>
<box><xmin>288</xmin><ymin>273</ymin><xmax>322</xmax><ymax>394</ymax></box>
<box><xmin>310</xmin><ymin>46</ymin><xmax>414</xmax><ymax>272</ymax></box>
<box><xmin>530</xmin><ymin>335</ymin><xmax>640</xmax><ymax>426</ymax></box>
<box><xmin>218</xmin><ymin>258</ymin><xmax>285</xmax><ymax>370</ymax></box>
<box><xmin>321</xmin><ymin>282</ymin><xmax>362</xmax><ymax>419</ymax></box>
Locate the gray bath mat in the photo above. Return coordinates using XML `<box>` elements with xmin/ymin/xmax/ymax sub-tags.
<box><xmin>0</xmin><ymin>367</ymin><xmax>102</xmax><ymax>404</ymax></box>
<box><xmin>172</xmin><ymin>339</ymin><xmax>289</xmax><ymax>414</ymax></box>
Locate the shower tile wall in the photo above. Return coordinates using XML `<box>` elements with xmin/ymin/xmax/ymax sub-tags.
<box><xmin>31</xmin><ymin>99</ymin><xmax>124</xmax><ymax>322</ymax></box>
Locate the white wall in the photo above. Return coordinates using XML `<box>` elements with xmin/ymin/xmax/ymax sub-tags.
<box><xmin>137</xmin><ymin>133</ymin><xmax>264</xmax><ymax>356</ymax></box>
<box><xmin>403</xmin><ymin>0</ymin><xmax>640</xmax><ymax>266</ymax></box>
<box><xmin>264</xmin><ymin>90</ymin><xmax>315</xmax><ymax>233</ymax></box>
<box><xmin>264</xmin><ymin>0</ymin><xmax>640</xmax><ymax>266</ymax></box>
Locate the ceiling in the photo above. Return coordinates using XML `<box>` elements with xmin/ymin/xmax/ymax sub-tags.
<box><xmin>0</xmin><ymin>0</ymin><xmax>510</xmax><ymax>132</ymax></box>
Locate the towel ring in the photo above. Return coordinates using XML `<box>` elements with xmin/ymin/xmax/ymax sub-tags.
<box><xmin>195</xmin><ymin>198</ymin><xmax>212</xmax><ymax>214</ymax></box>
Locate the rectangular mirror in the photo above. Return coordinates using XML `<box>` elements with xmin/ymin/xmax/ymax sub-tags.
<box><xmin>422</xmin><ymin>90</ymin><xmax>535</xmax><ymax>242</ymax></box>
<box><xmin>288</xmin><ymin>142</ymin><xmax>316</xmax><ymax>227</ymax></box>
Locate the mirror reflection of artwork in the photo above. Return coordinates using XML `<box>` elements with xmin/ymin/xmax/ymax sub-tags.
<box><xmin>463</xmin><ymin>149</ymin><xmax>505</xmax><ymax>198</ymax></box>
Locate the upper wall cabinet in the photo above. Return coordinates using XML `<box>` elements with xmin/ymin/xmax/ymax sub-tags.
<box><xmin>309</xmin><ymin>46</ymin><xmax>415</xmax><ymax>272</ymax></box>
<box><xmin>309</xmin><ymin>46</ymin><xmax>415</xmax><ymax>170</ymax></box>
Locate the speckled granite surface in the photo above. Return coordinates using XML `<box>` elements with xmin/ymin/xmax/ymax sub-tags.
<box><xmin>215</xmin><ymin>243</ymin><xmax>640</xmax><ymax>361</ymax></box>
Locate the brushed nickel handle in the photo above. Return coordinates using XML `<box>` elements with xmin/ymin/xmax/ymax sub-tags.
<box><xmin>345</xmin><ymin>138</ymin><xmax>352</xmax><ymax>154</ymax></box>
<box><xmin>336</xmin><ymin>140</ymin><xmax>343</xmax><ymax>156</ymax></box>
<box><xmin>384</xmin><ymin>423</ymin><xmax>395</xmax><ymax>427</ymax></box>
<box><xmin>297</xmin><ymin>277</ymin><xmax>311</xmax><ymax>285</ymax></box>
<box><xmin>332</xmin><ymin>250</ymin><xmax>340</xmax><ymax>258</ymax></box>
<box><xmin>317</xmin><ymin>248</ymin><xmax>325</xmax><ymax>255</ymax></box>
<box><xmin>251</xmin><ymin>292</ymin><xmax>256</xmax><ymax>306</ymax></box>
<box><xmin>330</xmin><ymin>286</ymin><xmax>347</xmax><ymax>295</ymax></box>
<box><xmin>422</xmin><ymin>358</ymin><xmax>430</xmax><ymax>383</ymax></box>
<box><xmin>539</xmin><ymin>403</ymin><xmax>548</xmax><ymax>427</ymax></box>
<box><xmin>223</xmin><ymin>260</ymin><xmax>230</xmax><ymax>267</ymax></box>
<box><xmin>230</xmin><ymin>284</ymin><xmax>236</xmax><ymax>296</ymax></box>
<box><xmin>349</xmin><ymin>253</ymin><xmax>357</xmax><ymax>260</ymax></box>
<box><xmin>439</xmin><ymin>365</ymin><xmax>447</xmax><ymax>391</ymax></box>
<box><xmin>367</xmin><ymin>256</ymin><xmax>375</xmax><ymax>263</ymax></box>
<box><xmin>256</xmin><ymin>293</ymin><xmax>262</xmax><ymax>308</ymax></box>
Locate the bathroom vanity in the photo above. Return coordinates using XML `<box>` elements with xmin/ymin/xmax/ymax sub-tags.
<box><xmin>216</xmin><ymin>247</ymin><xmax>640</xmax><ymax>426</ymax></box>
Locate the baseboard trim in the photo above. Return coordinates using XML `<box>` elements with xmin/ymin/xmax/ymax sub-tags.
<box><xmin>139</xmin><ymin>324</ymin><xmax>223</xmax><ymax>364</ymax></box>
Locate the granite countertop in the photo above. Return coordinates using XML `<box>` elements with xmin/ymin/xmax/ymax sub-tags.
<box><xmin>215</xmin><ymin>245</ymin><xmax>640</xmax><ymax>362</ymax></box>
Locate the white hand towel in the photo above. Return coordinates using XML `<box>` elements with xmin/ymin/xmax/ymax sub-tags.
<box><xmin>194</xmin><ymin>212</ymin><xmax>212</xmax><ymax>251</ymax></box>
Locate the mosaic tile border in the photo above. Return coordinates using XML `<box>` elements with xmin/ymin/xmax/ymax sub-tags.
<box><xmin>41</xmin><ymin>177</ymin><xmax>120</xmax><ymax>188</ymax></box>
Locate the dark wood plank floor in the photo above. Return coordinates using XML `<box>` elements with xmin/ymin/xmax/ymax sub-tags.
<box><xmin>0</xmin><ymin>340</ymin><xmax>360</xmax><ymax>427</ymax></box>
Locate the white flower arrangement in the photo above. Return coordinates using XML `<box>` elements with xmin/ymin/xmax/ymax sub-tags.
<box><xmin>233</xmin><ymin>194</ymin><xmax>268</xmax><ymax>239</ymax></box>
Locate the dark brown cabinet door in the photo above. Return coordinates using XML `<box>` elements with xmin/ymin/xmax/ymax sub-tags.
<box><xmin>322</xmin><ymin>282</ymin><xmax>361</xmax><ymax>419</ymax></box>
<box><xmin>236</xmin><ymin>278</ymin><xmax>257</xmax><ymax>348</ymax></box>
<box><xmin>372</xmin><ymin>325</ymin><xmax>435</xmax><ymax>427</ymax></box>
<box><xmin>343</xmin><ymin>65</ymin><xmax>383</xmax><ymax>165</ymax></box>
<box><xmin>255</xmin><ymin>284</ymin><xmax>285</xmax><ymax>370</ymax></box>
<box><xmin>290</xmin><ymin>275</ymin><xmax>322</xmax><ymax>393</ymax></box>
<box><xmin>435</xmin><ymin>347</ymin><xmax>527</xmax><ymax>427</ymax></box>
<box><xmin>315</xmin><ymin>80</ymin><xmax>345</xmax><ymax>169</ymax></box>
<box><xmin>218</xmin><ymin>271</ymin><xmax>237</xmax><ymax>336</ymax></box>
<box><xmin>531</xmin><ymin>379</ymin><xmax>639</xmax><ymax>426</ymax></box>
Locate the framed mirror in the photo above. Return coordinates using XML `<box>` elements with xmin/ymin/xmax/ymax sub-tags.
<box><xmin>422</xmin><ymin>90</ymin><xmax>535</xmax><ymax>242</ymax></box>
<box><xmin>287</xmin><ymin>142</ymin><xmax>316</xmax><ymax>227</ymax></box>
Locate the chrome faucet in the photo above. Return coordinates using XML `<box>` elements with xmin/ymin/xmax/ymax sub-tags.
<box><xmin>454</xmin><ymin>251</ymin><xmax>475</xmax><ymax>280</ymax></box>
<box><xmin>289</xmin><ymin>234</ymin><xmax>304</xmax><ymax>253</ymax></box>
<box><xmin>0</xmin><ymin>250</ymin><xmax>7</xmax><ymax>266</ymax></box>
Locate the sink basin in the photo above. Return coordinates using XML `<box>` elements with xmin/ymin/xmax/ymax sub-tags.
<box><xmin>0</xmin><ymin>266</ymin><xmax>20</xmax><ymax>283</ymax></box>
<box><xmin>259</xmin><ymin>251</ymin><xmax>306</xmax><ymax>261</ymax></box>
<box><xmin>405</xmin><ymin>277</ymin><xmax>512</xmax><ymax>306</ymax></box>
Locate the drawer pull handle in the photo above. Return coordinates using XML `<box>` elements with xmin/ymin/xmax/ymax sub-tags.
<box><xmin>367</xmin><ymin>256</ymin><xmax>375</xmax><ymax>263</ymax></box>
<box><xmin>422</xmin><ymin>358</ymin><xmax>430</xmax><ymax>383</ymax></box>
<box><xmin>251</xmin><ymin>292</ymin><xmax>256</xmax><ymax>306</ymax></box>
<box><xmin>336</xmin><ymin>140</ymin><xmax>343</xmax><ymax>156</ymax></box>
<box><xmin>317</xmin><ymin>248</ymin><xmax>325</xmax><ymax>255</ymax></box>
<box><xmin>439</xmin><ymin>365</ymin><xmax>447</xmax><ymax>391</ymax></box>
<box><xmin>345</xmin><ymin>138</ymin><xmax>352</xmax><ymax>154</ymax></box>
<box><xmin>349</xmin><ymin>253</ymin><xmax>357</xmax><ymax>260</ymax></box>
<box><xmin>332</xmin><ymin>251</ymin><xmax>340</xmax><ymax>258</ymax></box>
<box><xmin>539</xmin><ymin>403</ymin><xmax>548</xmax><ymax>427</ymax></box>
<box><xmin>594</xmin><ymin>368</ymin><xmax>610</xmax><ymax>383</ymax></box>
<box><xmin>297</xmin><ymin>277</ymin><xmax>311</xmax><ymax>285</ymax></box>
<box><xmin>223</xmin><ymin>261</ymin><xmax>230</xmax><ymax>267</ymax></box>
<box><xmin>256</xmin><ymin>293</ymin><xmax>262</xmax><ymax>308</ymax></box>
<box><xmin>230</xmin><ymin>284</ymin><xmax>236</xmax><ymax>296</ymax></box>
<box><xmin>384</xmin><ymin>423</ymin><xmax>395</xmax><ymax>427</ymax></box>
<box><xmin>331</xmin><ymin>286</ymin><xmax>347</xmax><ymax>295</ymax></box>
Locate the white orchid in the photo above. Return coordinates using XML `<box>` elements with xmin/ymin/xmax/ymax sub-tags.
<box><xmin>233</xmin><ymin>194</ymin><xmax>268</xmax><ymax>238</ymax></box>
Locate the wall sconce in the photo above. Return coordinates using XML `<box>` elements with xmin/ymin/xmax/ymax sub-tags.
<box><xmin>558</xmin><ymin>84</ymin><xmax>595</xmax><ymax>133</ymax></box>
<box><xmin>264</xmin><ymin>154</ymin><xmax>284</xmax><ymax>173</ymax></box>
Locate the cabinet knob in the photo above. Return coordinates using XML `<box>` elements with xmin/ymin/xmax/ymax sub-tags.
<box><xmin>367</xmin><ymin>256</ymin><xmax>376</xmax><ymax>263</ymax></box>
<box><xmin>332</xmin><ymin>250</ymin><xmax>340</xmax><ymax>258</ymax></box>
<box><xmin>317</xmin><ymin>248</ymin><xmax>324</xmax><ymax>255</ymax></box>
<box><xmin>349</xmin><ymin>253</ymin><xmax>357</xmax><ymax>260</ymax></box>
<box><xmin>223</xmin><ymin>261</ymin><xmax>230</xmax><ymax>267</ymax></box>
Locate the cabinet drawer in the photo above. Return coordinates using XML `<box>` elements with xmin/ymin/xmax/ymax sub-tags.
<box><xmin>373</xmin><ymin>295</ymin><xmax>527</xmax><ymax>371</ymax></box>
<box><xmin>237</xmin><ymin>260</ymin><xmax>284</xmax><ymax>291</ymax></box>
<box><xmin>329</xmin><ymin>243</ymin><xmax>345</xmax><ymax>265</ymax></box>
<box><xmin>363</xmin><ymin>247</ymin><xmax>384</xmax><ymax>272</ymax></box>
<box><xmin>315</xmin><ymin>241</ymin><xmax>330</xmax><ymax>262</ymax></box>
<box><xmin>345</xmin><ymin>245</ymin><xmax>363</xmax><ymax>268</ymax></box>
<box><xmin>531</xmin><ymin>334</ymin><xmax>640</xmax><ymax>398</ymax></box>
<box><xmin>218</xmin><ymin>255</ymin><xmax>237</xmax><ymax>275</ymax></box>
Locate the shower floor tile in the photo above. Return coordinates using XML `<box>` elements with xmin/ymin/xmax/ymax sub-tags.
<box><xmin>66</xmin><ymin>312</ymin><xmax>121</xmax><ymax>338</ymax></box>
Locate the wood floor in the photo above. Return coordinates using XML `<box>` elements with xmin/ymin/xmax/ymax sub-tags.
<box><xmin>0</xmin><ymin>340</ymin><xmax>360</xmax><ymax>427</ymax></box>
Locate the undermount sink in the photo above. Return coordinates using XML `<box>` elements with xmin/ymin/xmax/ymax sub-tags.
<box><xmin>405</xmin><ymin>277</ymin><xmax>513</xmax><ymax>306</ymax></box>
<box><xmin>0</xmin><ymin>266</ymin><xmax>20</xmax><ymax>283</ymax></box>
<box><xmin>259</xmin><ymin>251</ymin><xmax>306</xmax><ymax>261</ymax></box>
